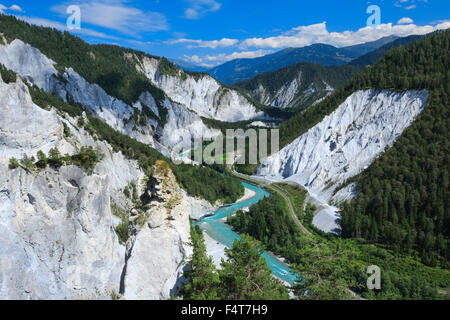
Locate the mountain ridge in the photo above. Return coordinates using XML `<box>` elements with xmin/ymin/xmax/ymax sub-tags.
<box><xmin>207</xmin><ymin>35</ymin><xmax>400</xmax><ymax>84</ymax></box>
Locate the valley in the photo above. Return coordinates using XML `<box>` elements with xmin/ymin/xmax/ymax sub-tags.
<box><xmin>0</xmin><ymin>9</ymin><xmax>448</xmax><ymax>302</ymax></box>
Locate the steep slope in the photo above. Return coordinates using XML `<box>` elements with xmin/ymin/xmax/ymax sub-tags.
<box><xmin>0</xmin><ymin>75</ymin><xmax>133</xmax><ymax>299</ymax></box>
<box><xmin>349</xmin><ymin>34</ymin><xmax>426</xmax><ymax>66</ymax></box>
<box><xmin>235</xmin><ymin>62</ymin><xmax>362</xmax><ymax>110</ymax></box>
<box><xmin>0</xmin><ymin>35</ymin><xmax>219</xmax><ymax>154</ymax></box>
<box><xmin>0</xmin><ymin>15</ymin><xmax>267</xmax><ymax>153</ymax></box>
<box><xmin>122</xmin><ymin>161</ymin><xmax>191</xmax><ymax>299</ymax></box>
<box><xmin>136</xmin><ymin>57</ymin><xmax>265</xmax><ymax>122</ymax></box>
<box><xmin>208</xmin><ymin>36</ymin><xmax>398</xmax><ymax>84</ymax></box>
<box><xmin>0</xmin><ymin>68</ymin><xmax>227</xmax><ymax>299</ymax></box>
<box><xmin>257</xmin><ymin>89</ymin><xmax>427</xmax><ymax>202</ymax></box>
<box><xmin>257</xmin><ymin>29</ymin><xmax>449</xmax><ymax>266</ymax></box>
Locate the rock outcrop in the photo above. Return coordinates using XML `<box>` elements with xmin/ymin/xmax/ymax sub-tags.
<box><xmin>121</xmin><ymin>161</ymin><xmax>191</xmax><ymax>300</ymax></box>
<box><xmin>137</xmin><ymin>56</ymin><xmax>265</xmax><ymax>122</ymax></box>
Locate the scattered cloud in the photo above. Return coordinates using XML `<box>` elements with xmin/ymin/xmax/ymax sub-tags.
<box><xmin>394</xmin><ymin>0</ymin><xmax>427</xmax><ymax>10</ymax></box>
<box><xmin>397</xmin><ymin>17</ymin><xmax>414</xmax><ymax>24</ymax></box>
<box><xmin>239</xmin><ymin>21</ymin><xmax>450</xmax><ymax>49</ymax></box>
<box><xmin>184</xmin><ymin>49</ymin><xmax>274</xmax><ymax>67</ymax></box>
<box><xmin>0</xmin><ymin>3</ymin><xmax>23</xmax><ymax>13</ymax></box>
<box><xmin>171</xmin><ymin>18</ymin><xmax>450</xmax><ymax>67</ymax></box>
<box><xmin>166</xmin><ymin>37</ymin><xmax>238</xmax><ymax>48</ymax></box>
<box><xmin>51</xmin><ymin>1</ymin><xmax>169</xmax><ymax>37</ymax></box>
<box><xmin>184</xmin><ymin>0</ymin><xmax>221</xmax><ymax>20</ymax></box>
<box><xmin>9</xmin><ymin>4</ymin><xmax>22</xmax><ymax>12</ymax></box>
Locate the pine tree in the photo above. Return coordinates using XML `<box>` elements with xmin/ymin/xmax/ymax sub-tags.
<box><xmin>181</xmin><ymin>225</ymin><xmax>220</xmax><ymax>300</ymax></box>
<box><xmin>218</xmin><ymin>235</ymin><xmax>289</xmax><ymax>300</ymax></box>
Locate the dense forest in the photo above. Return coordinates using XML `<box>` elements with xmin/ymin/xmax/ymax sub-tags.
<box><xmin>293</xmin><ymin>236</ymin><xmax>449</xmax><ymax>300</ymax></box>
<box><xmin>228</xmin><ymin>190</ymin><xmax>449</xmax><ymax>299</ymax></box>
<box><xmin>233</xmin><ymin>30</ymin><xmax>449</xmax><ymax>267</ymax></box>
<box><xmin>181</xmin><ymin>225</ymin><xmax>289</xmax><ymax>300</ymax></box>
<box><xmin>229</xmin><ymin>193</ymin><xmax>304</xmax><ymax>264</ymax></box>
<box><xmin>339</xmin><ymin>30</ymin><xmax>450</xmax><ymax>267</ymax></box>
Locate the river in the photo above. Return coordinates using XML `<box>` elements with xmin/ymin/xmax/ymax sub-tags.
<box><xmin>195</xmin><ymin>182</ymin><xmax>300</xmax><ymax>284</ymax></box>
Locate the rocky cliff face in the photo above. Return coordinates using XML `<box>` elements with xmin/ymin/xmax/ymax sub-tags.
<box><xmin>121</xmin><ymin>161</ymin><xmax>192</xmax><ymax>300</ymax></box>
<box><xmin>0</xmin><ymin>38</ymin><xmax>219</xmax><ymax>153</ymax></box>
<box><xmin>247</xmin><ymin>74</ymin><xmax>334</xmax><ymax>110</ymax></box>
<box><xmin>0</xmin><ymin>74</ymin><xmax>208</xmax><ymax>299</ymax></box>
<box><xmin>257</xmin><ymin>89</ymin><xmax>428</xmax><ymax>232</ymax></box>
<box><xmin>137</xmin><ymin>56</ymin><xmax>265</xmax><ymax>122</ymax></box>
<box><xmin>0</xmin><ymin>76</ymin><xmax>135</xmax><ymax>299</ymax></box>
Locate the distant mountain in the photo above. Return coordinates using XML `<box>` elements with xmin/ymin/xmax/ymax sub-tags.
<box><xmin>340</xmin><ymin>35</ymin><xmax>399</xmax><ymax>57</ymax></box>
<box><xmin>169</xmin><ymin>58</ymin><xmax>209</xmax><ymax>72</ymax></box>
<box><xmin>349</xmin><ymin>34</ymin><xmax>426</xmax><ymax>66</ymax></box>
<box><xmin>235</xmin><ymin>62</ymin><xmax>362</xmax><ymax>111</ymax></box>
<box><xmin>208</xmin><ymin>36</ymin><xmax>399</xmax><ymax>84</ymax></box>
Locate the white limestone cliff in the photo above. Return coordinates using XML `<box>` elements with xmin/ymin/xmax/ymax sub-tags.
<box><xmin>137</xmin><ymin>56</ymin><xmax>265</xmax><ymax>122</ymax></box>
<box><xmin>0</xmin><ymin>38</ymin><xmax>219</xmax><ymax>153</ymax></box>
<box><xmin>122</xmin><ymin>161</ymin><xmax>192</xmax><ymax>300</ymax></box>
<box><xmin>0</xmin><ymin>75</ymin><xmax>209</xmax><ymax>299</ymax></box>
<box><xmin>257</xmin><ymin>89</ymin><xmax>428</xmax><ymax>232</ymax></box>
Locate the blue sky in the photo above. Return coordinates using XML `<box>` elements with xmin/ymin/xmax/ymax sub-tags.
<box><xmin>0</xmin><ymin>0</ymin><xmax>449</xmax><ymax>67</ymax></box>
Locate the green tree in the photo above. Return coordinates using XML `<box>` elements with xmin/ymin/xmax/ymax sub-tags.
<box><xmin>8</xmin><ymin>158</ymin><xmax>19</xmax><ymax>169</ymax></box>
<box><xmin>181</xmin><ymin>225</ymin><xmax>220</xmax><ymax>300</ymax></box>
<box><xmin>218</xmin><ymin>234</ymin><xmax>289</xmax><ymax>300</ymax></box>
<box><xmin>35</xmin><ymin>150</ymin><xmax>48</xmax><ymax>169</ymax></box>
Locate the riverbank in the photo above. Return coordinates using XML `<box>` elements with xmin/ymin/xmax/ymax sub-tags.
<box><xmin>236</xmin><ymin>187</ymin><xmax>257</xmax><ymax>204</ymax></box>
<box><xmin>203</xmin><ymin>232</ymin><xmax>227</xmax><ymax>269</ymax></box>
<box><xmin>197</xmin><ymin>181</ymin><xmax>299</xmax><ymax>285</ymax></box>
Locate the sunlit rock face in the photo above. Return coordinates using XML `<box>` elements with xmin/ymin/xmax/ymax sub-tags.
<box><xmin>0</xmin><ymin>76</ymin><xmax>145</xmax><ymax>299</ymax></box>
<box><xmin>0</xmin><ymin>38</ymin><xmax>218</xmax><ymax>154</ymax></box>
<box><xmin>257</xmin><ymin>89</ymin><xmax>428</xmax><ymax>233</ymax></box>
<box><xmin>138</xmin><ymin>56</ymin><xmax>265</xmax><ymax>122</ymax></box>
<box><xmin>122</xmin><ymin>161</ymin><xmax>192</xmax><ymax>300</ymax></box>
<box><xmin>0</xmin><ymin>74</ymin><xmax>210</xmax><ymax>299</ymax></box>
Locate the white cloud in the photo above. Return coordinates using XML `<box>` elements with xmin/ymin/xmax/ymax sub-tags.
<box><xmin>9</xmin><ymin>4</ymin><xmax>22</xmax><ymax>12</ymax></box>
<box><xmin>397</xmin><ymin>17</ymin><xmax>414</xmax><ymax>24</ymax></box>
<box><xmin>51</xmin><ymin>1</ymin><xmax>168</xmax><ymax>37</ymax></box>
<box><xmin>167</xmin><ymin>37</ymin><xmax>238</xmax><ymax>49</ymax></box>
<box><xmin>184</xmin><ymin>0</ymin><xmax>221</xmax><ymax>20</ymax></box>
<box><xmin>184</xmin><ymin>49</ymin><xmax>274</xmax><ymax>67</ymax></box>
<box><xmin>405</xmin><ymin>4</ymin><xmax>417</xmax><ymax>10</ymax></box>
<box><xmin>0</xmin><ymin>3</ymin><xmax>23</xmax><ymax>13</ymax></box>
<box><xmin>239</xmin><ymin>21</ymin><xmax>450</xmax><ymax>49</ymax></box>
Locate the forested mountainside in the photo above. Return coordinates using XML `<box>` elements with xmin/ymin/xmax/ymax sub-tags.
<box><xmin>235</xmin><ymin>62</ymin><xmax>362</xmax><ymax>111</ymax></box>
<box><xmin>207</xmin><ymin>36</ymin><xmax>398</xmax><ymax>84</ymax></box>
<box><xmin>349</xmin><ymin>34</ymin><xmax>427</xmax><ymax>66</ymax></box>
<box><xmin>262</xmin><ymin>30</ymin><xmax>449</xmax><ymax>267</ymax></box>
<box><xmin>339</xmin><ymin>31</ymin><xmax>450</xmax><ymax>267</ymax></box>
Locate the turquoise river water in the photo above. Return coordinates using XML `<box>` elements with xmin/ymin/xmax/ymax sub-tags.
<box><xmin>195</xmin><ymin>182</ymin><xmax>300</xmax><ymax>284</ymax></box>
